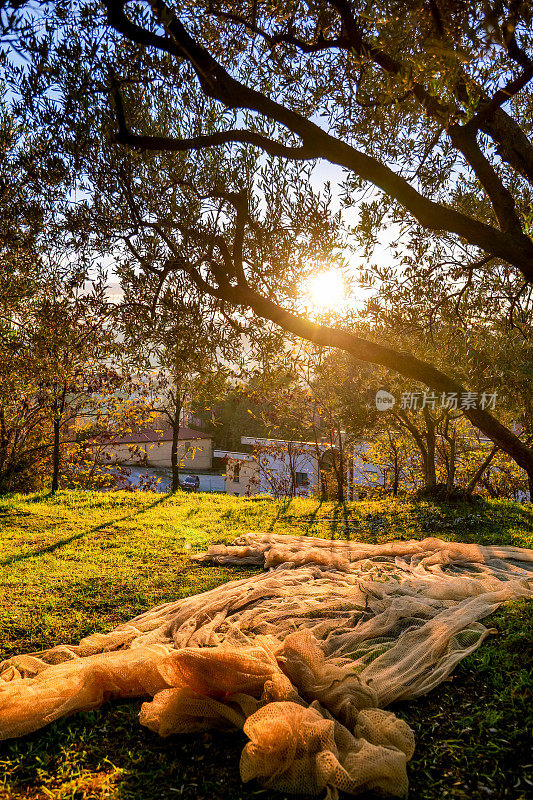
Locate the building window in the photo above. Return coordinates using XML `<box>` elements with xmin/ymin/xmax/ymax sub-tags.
<box><xmin>234</xmin><ymin>463</ymin><xmax>240</xmax><ymax>483</ymax></box>
<box><xmin>295</xmin><ymin>471</ymin><xmax>308</xmax><ymax>487</ymax></box>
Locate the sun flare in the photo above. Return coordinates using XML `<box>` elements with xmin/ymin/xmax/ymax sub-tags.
<box><xmin>304</xmin><ymin>269</ymin><xmax>346</xmax><ymax>311</ymax></box>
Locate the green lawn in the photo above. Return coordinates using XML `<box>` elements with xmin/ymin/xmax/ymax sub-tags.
<box><xmin>0</xmin><ymin>491</ymin><xmax>532</xmax><ymax>800</ymax></box>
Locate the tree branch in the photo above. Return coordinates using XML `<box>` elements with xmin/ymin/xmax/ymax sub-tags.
<box><xmin>106</xmin><ymin>0</ymin><xmax>533</xmax><ymax>281</ymax></box>
<box><xmin>115</xmin><ymin>67</ymin><xmax>296</xmax><ymax>157</ymax></box>
<box><xmin>327</xmin><ymin>0</ymin><xmax>453</xmax><ymax>120</ymax></box>
<box><xmin>113</xmin><ymin>108</ymin><xmax>313</xmax><ymax>160</ymax></box>
<box><xmin>466</xmin><ymin>443</ymin><xmax>499</xmax><ymax>494</ymax></box>
<box><xmin>207</xmin><ymin>281</ymin><xmax>533</xmax><ymax>475</ymax></box>
<box><xmin>448</xmin><ymin>124</ymin><xmax>523</xmax><ymax>234</ymax></box>
<box><xmin>480</xmin><ymin>108</ymin><xmax>533</xmax><ymax>185</ymax></box>
<box><xmin>205</xmin><ymin>6</ymin><xmax>349</xmax><ymax>53</ymax></box>
<box><xmin>470</xmin><ymin>66</ymin><xmax>533</xmax><ymax>126</ymax></box>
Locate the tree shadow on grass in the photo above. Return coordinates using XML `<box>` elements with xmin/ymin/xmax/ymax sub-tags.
<box><xmin>0</xmin><ymin>701</ymin><xmax>325</xmax><ymax>800</ymax></box>
<box><xmin>295</xmin><ymin>499</ymin><xmax>354</xmax><ymax>540</ymax></box>
<box><xmin>298</xmin><ymin>497</ymin><xmax>325</xmax><ymax>536</ymax></box>
<box><xmin>24</xmin><ymin>491</ymin><xmax>55</xmax><ymax>503</ymax></box>
<box><xmin>275</xmin><ymin>498</ymin><xmax>331</xmax><ymax>537</ymax></box>
<box><xmin>1</xmin><ymin>494</ymin><xmax>172</xmax><ymax>567</ymax></box>
<box><xmin>330</xmin><ymin>501</ymin><xmax>352</xmax><ymax>540</ymax></box>
<box><xmin>267</xmin><ymin>496</ymin><xmax>293</xmax><ymax>531</ymax></box>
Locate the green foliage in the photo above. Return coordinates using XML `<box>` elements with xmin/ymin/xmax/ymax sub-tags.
<box><xmin>3</xmin><ymin>0</ymin><xmax>533</xmax><ymax>489</ymax></box>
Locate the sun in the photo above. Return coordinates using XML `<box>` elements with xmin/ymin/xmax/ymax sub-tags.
<box><xmin>304</xmin><ymin>269</ymin><xmax>346</xmax><ymax>311</ymax></box>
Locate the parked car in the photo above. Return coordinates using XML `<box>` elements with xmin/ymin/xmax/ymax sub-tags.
<box><xmin>179</xmin><ymin>474</ymin><xmax>200</xmax><ymax>492</ymax></box>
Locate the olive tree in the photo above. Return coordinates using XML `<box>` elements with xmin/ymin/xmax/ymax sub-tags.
<box><xmin>4</xmin><ymin>0</ymin><xmax>533</xmax><ymax>491</ymax></box>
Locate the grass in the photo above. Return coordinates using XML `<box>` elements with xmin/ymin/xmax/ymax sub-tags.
<box><xmin>0</xmin><ymin>490</ymin><xmax>532</xmax><ymax>800</ymax></box>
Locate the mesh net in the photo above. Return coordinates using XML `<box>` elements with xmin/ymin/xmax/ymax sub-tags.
<box><xmin>1</xmin><ymin>534</ymin><xmax>532</xmax><ymax>797</ymax></box>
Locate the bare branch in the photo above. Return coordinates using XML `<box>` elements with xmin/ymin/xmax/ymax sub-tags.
<box><xmin>114</xmin><ymin>125</ymin><xmax>312</xmax><ymax>160</ymax></box>
<box><xmin>205</xmin><ymin>6</ymin><xmax>349</xmax><ymax>53</ymax></box>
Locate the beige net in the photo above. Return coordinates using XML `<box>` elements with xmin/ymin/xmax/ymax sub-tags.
<box><xmin>1</xmin><ymin>534</ymin><xmax>532</xmax><ymax>797</ymax></box>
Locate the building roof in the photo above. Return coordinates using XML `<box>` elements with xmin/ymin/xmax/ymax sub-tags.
<box><xmin>214</xmin><ymin>449</ymin><xmax>255</xmax><ymax>461</ymax></box>
<box><xmin>106</xmin><ymin>426</ymin><xmax>212</xmax><ymax>445</ymax></box>
<box><xmin>241</xmin><ymin>436</ymin><xmax>336</xmax><ymax>452</ymax></box>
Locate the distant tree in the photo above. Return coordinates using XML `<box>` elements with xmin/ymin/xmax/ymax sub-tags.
<box><xmin>64</xmin><ymin>370</ymin><xmax>161</xmax><ymax>491</ymax></box>
<box><xmin>0</xmin><ymin>274</ymin><xmax>128</xmax><ymax>493</ymax></box>
<box><xmin>193</xmin><ymin>383</ymin><xmax>268</xmax><ymax>453</ymax></box>
<box><xmin>30</xmin><ymin>277</ymin><xmax>120</xmax><ymax>492</ymax></box>
<box><xmin>0</xmin><ymin>102</ymin><xmax>51</xmax><ymax>491</ymax></box>
<box><xmin>354</xmin><ymin>431</ymin><xmax>412</xmax><ymax>498</ymax></box>
<box><xmin>0</xmin><ymin>325</ymin><xmax>48</xmax><ymax>492</ymax></box>
<box><xmin>120</xmin><ymin>281</ymin><xmax>234</xmax><ymax>490</ymax></box>
<box><xmin>306</xmin><ymin>352</ymin><xmax>517</xmax><ymax>498</ymax></box>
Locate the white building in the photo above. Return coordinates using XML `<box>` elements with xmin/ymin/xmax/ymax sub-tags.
<box><xmin>216</xmin><ymin>437</ymin><xmax>333</xmax><ymax>497</ymax></box>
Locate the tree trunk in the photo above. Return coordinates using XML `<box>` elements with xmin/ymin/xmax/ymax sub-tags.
<box><xmin>396</xmin><ymin>410</ymin><xmax>434</xmax><ymax>490</ymax></box>
<box><xmin>446</xmin><ymin>436</ymin><xmax>456</xmax><ymax>496</ymax></box>
<box><xmin>319</xmin><ymin>460</ymin><xmax>328</xmax><ymax>500</ymax></box>
<box><xmin>466</xmin><ymin>444</ymin><xmax>498</xmax><ymax>495</ymax></box>
<box><xmin>336</xmin><ymin>430</ymin><xmax>345</xmax><ymax>502</ymax></box>
<box><xmin>423</xmin><ymin>411</ymin><xmax>437</xmax><ymax>490</ymax></box>
<box><xmin>170</xmin><ymin>419</ymin><xmax>181</xmax><ymax>494</ymax></box>
<box><xmin>51</xmin><ymin>416</ymin><xmax>60</xmax><ymax>494</ymax></box>
<box><xmin>336</xmin><ymin>473</ymin><xmax>344</xmax><ymax>502</ymax></box>
<box><xmin>0</xmin><ymin>406</ymin><xmax>8</xmax><ymax>479</ymax></box>
<box><xmin>171</xmin><ymin>424</ymin><xmax>180</xmax><ymax>492</ymax></box>
<box><xmin>170</xmin><ymin>387</ymin><xmax>184</xmax><ymax>492</ymax></box>
<box><xmin>345</xmin><ymin>447</ymin><xmax>353</xmax><ymax>501</ymax></box>
<box><xmin>392</xmin><ymin>449</ymin><xmax>399</xmax><ymax>497</ymax></box>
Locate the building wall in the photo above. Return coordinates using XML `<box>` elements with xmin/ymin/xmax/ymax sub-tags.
<box><xmin>225</xmin><ymin>452</ymin><xmax>318</xmax><ymax>497</ymax></box>
<box><xmin>225</xmin><ymin>458</ymin><xmax>259</xmax><ymax>496</ymax></box>
<box><xmin>196</xmin><ymin>474</ymin><xmax>226</xmax><ymax>492</ymax></box>
<box><xmin>99</xmin><ymin>439</ymin><xmax>212</xmax><ymax>470</ymax></box>
<box><xmin>254</xmin><ymin>451</ymin><xmax>318</xmax><ymax>497</ymax></box>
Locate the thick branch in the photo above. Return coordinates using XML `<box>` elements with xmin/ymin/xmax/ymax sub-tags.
<box><xmin>328</xmin><ymin>0</ymin><xmax>452</xmax><ymax>120</ymax></box>
<box><xmin>471</xmin><ymin>67</ymin><xmax>533</xmax><ymax>126</ymax></box>
<box><xmin>327</xmin><ymin>0</ymin><xmax>533</xmax><ymax>184</ymax></box>
<box><xmin>466</xmin><ymin>443</ymin><xmax>499</xmax><ymax>494</ymax></box>
<box><xmin>327</xmin><ymin>0</ymin><xmax>533</xmax><ymax>227</ymax></box>
<box><xmin>448</xmin><ymin>124</ymin><xmax>522</xmax><ymax>234</ymax></box>
<box><xmin>114</xmin><ymin>119</ymin><xmax>313</xmax><ymax>160</ymax></box>
<box><xmin>126</xmin><ymin>226</ymin><xmax>533</xmax><ymax>479</ymax></box>
<box><xmin>211</xmin><ymin>282</ymin><xmax>533</xmax><ymax>475</ymax></box>
<box><xmin>395</xmin><ymin>410</ymin><xmax>428</xmax><ymax>464</ymax></box>
<box><xmin>480</xmin><ymin>109</ymin><xmax>533</xmax><ymax>185</ymax></box>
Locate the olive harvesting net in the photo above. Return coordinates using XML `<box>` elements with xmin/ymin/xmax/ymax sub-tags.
<box><xmin>2</xmin><ymin>534</ymin><xmax>533</xmax><ymax>798</ymax></box>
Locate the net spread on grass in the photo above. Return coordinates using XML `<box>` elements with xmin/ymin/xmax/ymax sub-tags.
<box><xmin>2</xmin><ymin>534</ymin><xmax>533</xmax><ymax>797</ymax></box>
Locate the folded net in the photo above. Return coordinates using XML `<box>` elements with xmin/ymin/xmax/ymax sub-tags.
<box><xmin>2</xmin><ymin>534</ymin><xmax>532</xmax><ymax>798</ymax></box>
